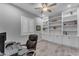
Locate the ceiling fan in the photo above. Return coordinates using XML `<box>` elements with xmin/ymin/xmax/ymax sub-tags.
<box><xmin>35</xmin><ymin>3</ymin><xmax>56</xmax><ymax>14</ymax></box>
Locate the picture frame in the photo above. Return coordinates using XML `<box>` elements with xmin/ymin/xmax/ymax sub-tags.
<box><xmin>36</xmin><ymin>25</ymin><xmax>41</xmax><ymax>31</ymax></box>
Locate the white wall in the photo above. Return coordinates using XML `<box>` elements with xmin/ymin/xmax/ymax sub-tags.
<box><xmin>0</xmin><ymin>3</ymin><xmax>37</xmax><ymax>44</ymax></box>
<box><xmin>35</xmin><ymin>17</ymin><xmax>43</xmax><ymax>41</ymax></box>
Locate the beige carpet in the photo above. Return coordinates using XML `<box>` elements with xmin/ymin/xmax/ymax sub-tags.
<box><xmin>36</xmin><ymin>40</ymin><xmax>79</xmax><ymax>56</ymax></box>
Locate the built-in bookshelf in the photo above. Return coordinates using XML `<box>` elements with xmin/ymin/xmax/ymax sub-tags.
<box><xmin>42</xmin><ymin>7</ymin><xmax>79</xmax><ymax>36</ymax></box>
<box><xmin>62</xmin><ymin>7</ymin><xmax>77</xmax><ymax>36</ymax></box>
<box><xmin>42</xmin><ymin>6</ymin><xmax>79</xmax><ymax>48</ymax></box>
<box><xmin>43</xmin><ymin>21</ymin><xmax>49</xmax><ymax>32</ymax></box>
<box><xmin>48</xmin><ymin>15</ymin><xmax>62</xmax><ymax>35</ymax></box>
<box><xmin>42</xmin><ymin>14</ymin><xmax>62</xmax><ymax>35</ymax></box>
<box><xmin>42</xmin><ymin>17</ymin><xmax>49</xmax><ymax>33</ymax></box>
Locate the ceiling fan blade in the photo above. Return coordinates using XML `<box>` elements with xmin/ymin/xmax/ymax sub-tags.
<box><xmin>42</xmin><ymin>3</ymin><xmax>44</xmax><ymax>6</ymax></box>
<box><xmin>45</xmin><ymin>3</ymin><xmax>48</xmax><ymax>6</ymax></box>
<box><xmin>35</xmin><ymin>7</ymin><xmax>41</xmax><ymax>9</ymax></box>
<box><xmin>48</xmin><ymin>3</ymin><xmax>56</xmax><ymax>7</ymax></box>
<box><xmin>35</xmin><ymin>7</ymin><xmax>43</xmax><ymax>10</ymax></box>
<box><xmin>48</xmin><ymin>9</ymin><xmax>52</xmax><ymax>12</ymax></box>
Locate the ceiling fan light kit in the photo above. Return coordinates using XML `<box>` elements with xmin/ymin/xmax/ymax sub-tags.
<box><xmin>42</xmin><ymin>7</ymin><xmax>48</xmax><ymax>12</ymax></box>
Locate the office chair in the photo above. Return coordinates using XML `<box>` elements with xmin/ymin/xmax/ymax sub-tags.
<box><xmin>21</xmin><ymin>34</ymin><xmax>38</xmax><ymax>56</ymax></box>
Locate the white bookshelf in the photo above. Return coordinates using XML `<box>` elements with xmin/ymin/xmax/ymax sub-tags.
<box><xmin>49</xmin><ymin>15</ymin><xmax>62</xmax><ymax>35</ymax></box>
<box><xmin>42</xmin><ymin>17</ymin><xmax>49</xmax><ymax>33</ymax></box>
<box><xmin>42</xmin><ymin>6</ymin><xmax>79</xmax><ymax>48</ymax></box>
<box><xmin>62</xmin><ymin>7</ymin><xmax>78</xmax><ymax>36</ymax></box>
<box><xmin>42</xmin><ymin>7</ymin><xmax>79</xmax><ymax>36</ymax></box>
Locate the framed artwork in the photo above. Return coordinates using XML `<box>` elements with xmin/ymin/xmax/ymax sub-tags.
<box><xmin>36</xmin><ymin>25</ymin><xmax>41</xmax><ymax>31</ymax></box>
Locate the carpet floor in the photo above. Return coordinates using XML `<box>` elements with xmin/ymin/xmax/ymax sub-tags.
<box><xmin>36</xmin><ymin>40</ymin><xmax>79</xmax><ymax>56</ymax></box>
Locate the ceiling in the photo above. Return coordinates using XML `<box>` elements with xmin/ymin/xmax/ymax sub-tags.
<box><xmin>12</xmin><ymin>3</ymin><xmax>79</xmax><ymax>17</ymax></box>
